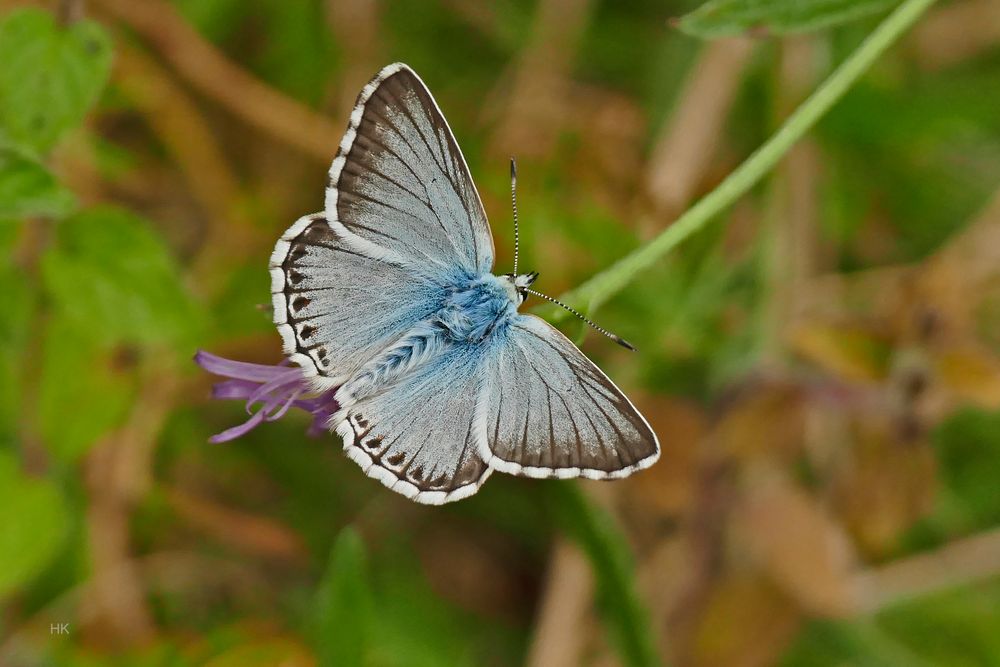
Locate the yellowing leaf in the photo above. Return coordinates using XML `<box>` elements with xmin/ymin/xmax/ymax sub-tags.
<box><xmin>790</xmin><ymin>324</ymin><xmax>892</xmax><ymax>382</ymax></box>
<box><xmin>833</xmin><ymin>424</ymin><xmax>937</xmax><ymax>557</ymax></box>
<box><xmin>622</xmin><ymin>396</ymin><xmax>704</xmax><ymax>516</ymax></box>
<box><xmin>935</xmin><ymin>346</ymin><xmax>1000</xmax><ymax>408</ymax></box>
<box><xmin>689</xmin><ymin>573</ymin><xmax>801</xmax><ymax>667</ymax></box>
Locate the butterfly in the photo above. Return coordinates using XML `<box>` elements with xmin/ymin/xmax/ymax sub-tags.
<box><xmin>270</xmin><ymin>63</ymin><xmax>659</xmax><ymax>504</ymax></box>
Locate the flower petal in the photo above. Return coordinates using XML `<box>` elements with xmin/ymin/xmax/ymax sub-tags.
<box><xmin>194</xmin><ymin>350</ymin><xmax>291</xmax><ymax>383</ymax></box>
<box><xmin>247</xmin><ymin>368</ymin><xmax>306</xmax><ymax>408</ymax></box>
<box><xmin>196</xmin><ymin>350</ymin><xmax>341</xmax><ymax>443</ymax></box>
<box><xmin>208</xmin><ymin>409</ymin><xmax>267</xmax><ymax>444</ymax></box>
<box><xmin>211</xmin><ymin>379</ymin><xmax>261</xmax><ymax>400</ymax></box>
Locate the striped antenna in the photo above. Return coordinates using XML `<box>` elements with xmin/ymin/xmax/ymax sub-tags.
<box><xmin>510</xmin><ymin>158</ymin><xmax>520</xmax><ymax>276</ymax></box>
<box><xmin>524</xmin><ymin>289</ymin><xmax>636</xmax><ymax>351</ymax></box>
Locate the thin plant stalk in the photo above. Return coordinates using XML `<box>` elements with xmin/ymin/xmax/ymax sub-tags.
<box><xmin>549</xmin><ymin>0</ymin><xmax>938</xmax><ymax>321</ymax></box>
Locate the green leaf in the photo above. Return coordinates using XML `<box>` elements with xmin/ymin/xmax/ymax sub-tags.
<box><xmin>550</xmin><ymin>484</ymin><xmax>660</xmax><ymax>667</ymax></box>
<box><xmin>36</xmin><ymin>315</ymin><xmax>134</xmax><ymax>463</ymax></box>
<box><xmin>41</xmin><ymin>206</ymin><xmax>203</xmax><ymax>347</ymax></box>
<box><xmin>779</xmin><ymin>619</ymin><xmax>931</xmax><ymax>666</ymax></box>
<box><xmin>782</xmin><ymin>583</ymin><xmax>1000</xmax><ymax>666</ymax></box>
<box><xmin>933</xmin><ymin>408</ymin><xmax>1000</xmax><ymax>529</ymax></box>
<box><xmin>877</xmin><ymin>581</ymin><xmax>1000</xmax><ymax>665</ymax></box>
<box><xmin>0</xmin><ymin>451</ymin><xmax>69</xmax><ymax>599</ymax></box>
<box><xmin>0</xmin><ymin>144</ymin><xmax>76</xmax><ymax>218</ymax></box>
<box><xmin>315</xmin><ymin>526</ymin><xmax>374</xmax><ymax>667</ymax></box>
<box><xmin>0</xmin><ymin>8</ymin><xmax>113</xmax><ymax>154</ymax></box>
<box><xmin>677</xmin><ymin>0</ymin><xmax>900</xmax><ymax>38</ymax></box>
<box><xmin>36</xmin><ymin>205</ymin><xmax>199</xmax><ymax>462</ymax></box>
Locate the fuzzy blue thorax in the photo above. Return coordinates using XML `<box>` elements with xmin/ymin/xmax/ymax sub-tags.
<box><xmin>435</xmin><ymin>274</ymin><xmax>518</xmax><ymax>344</ymax></box>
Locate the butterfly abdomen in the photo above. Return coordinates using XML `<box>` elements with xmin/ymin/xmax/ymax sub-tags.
<box><xmin>339</xmin><ymin>323</ymin><xmax>444</xmax><ymax>401</ymax></box>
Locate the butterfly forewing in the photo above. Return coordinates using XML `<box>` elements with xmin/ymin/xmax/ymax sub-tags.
<box><xmin>270</xmin><ymin>214</ymin><xmax>444</xmax><ymax>383</ymax></box>
<box><xmin>327</xmin><ymin>64</ymin><xmax>494</xmax><ymax>276</ymax></box>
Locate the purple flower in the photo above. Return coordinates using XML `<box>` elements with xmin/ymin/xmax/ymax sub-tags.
<box><xmin>194</xmin><ymin>350</ymin><xmax>339</xmax><ymax>443</ymax></box>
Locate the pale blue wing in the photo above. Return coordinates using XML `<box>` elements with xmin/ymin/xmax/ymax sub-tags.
<box><xmin>325</xmin><ymin>63</ymin><xmax>494</xmax><ymax>277</ymax></box>
<box><xmin>479</xmin><ymin>315</ymin><xmax>659</xmax><ymax>479</ymax></box>
<box><xmin>332</xmin><ymin>343</ymin><xmax>491</xmax><ymax>505</ymax></box>
<box><xmin>270</xmin><ymin>213</ymin><xmax>449</xmax><ymax>384</ymax></box>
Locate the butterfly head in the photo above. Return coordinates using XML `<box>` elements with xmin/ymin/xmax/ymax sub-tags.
<box><xmin>500</xmin><ymin>271</ymin><xmax>538</xmax><ymax>305</ymax></box>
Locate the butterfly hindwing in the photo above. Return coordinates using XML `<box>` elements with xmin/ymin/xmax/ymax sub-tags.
<box><xmin>326</xmin><ymin>63</ymin><xmax>494</xmax><ymax>277</ymax></box>
<box><xmin>478</xmin><ymin>315</ymin><xmax>660</xmax><ymax>479</ymax></box>
<box><xmin>332</xmin><ymin>343</ymin><xmax>492</xmax><ymax>505</ymax></box>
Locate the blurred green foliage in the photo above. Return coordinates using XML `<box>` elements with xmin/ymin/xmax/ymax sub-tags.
<box><xmin>0</xmin><ymin>145</ymin><xmax>75</xmax><ymax>218</ymax></box>
<box><xmin>314</xmin><ymin>527</ymin><xmax>373</xmax><ymax>667</ymax></box>
<box><xmin>2</xmin><ymin>0</ymin><xmax>1000</xmax><ymax>666</ymax></box>
<box><xmin>0</xmin><ymin>9</ymin><xmax>111</xmax><ymax>154</ymax></box>
<box><xmin>0</xmin><ymin>451</ymin><xmax>67</xmax><ymax>599</ymax></box>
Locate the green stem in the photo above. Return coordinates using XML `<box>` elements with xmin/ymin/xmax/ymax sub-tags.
<box><xmin>550</xmin><ymin>0</ymin><xmax>937</xmax><ymax>321</ymax></box>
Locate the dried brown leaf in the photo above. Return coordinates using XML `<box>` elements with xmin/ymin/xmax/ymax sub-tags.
<box><xmin>622</xmin><ymin>396</ymin><xmax>705</xmax><ymax>519</ymax></box>
<box><xmin>735</xmin><ymin>467</ymin><xmax>858</xmax><ymax>616</ymax></box>
<box><xmin>715</xmin><ymin>383</ymin><xmax>806</xmax><ymax>462</ymax></box>
<box><xmin>934</xmin><ymin>345</ymin><xmax>1000</xmax><ymax>408</ymax></box>
<box><xmin>832</xmin><ymin>423</ymin><xmax>937</xmax><ymax>557</ymax></box>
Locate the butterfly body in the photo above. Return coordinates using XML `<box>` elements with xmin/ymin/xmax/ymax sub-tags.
<box><xmin>437</xmin><ymin>273</ymin><xmax>519</xmax><ymax>344</ymax></box>
<box><xmin>271</xmin><ymin>63</ymin><xmax>659</xmax><ymax>504</ymax></box>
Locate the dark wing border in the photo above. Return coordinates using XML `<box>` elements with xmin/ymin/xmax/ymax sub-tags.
<box><xmin>270</xmin><ymin>212</ymin><xmax>329</xmax><ymax>382</ymax></box>
<box><xmin>333</xmin><ymin>404</ymin><xmax>493</xmax><ymax>506</ymax></box>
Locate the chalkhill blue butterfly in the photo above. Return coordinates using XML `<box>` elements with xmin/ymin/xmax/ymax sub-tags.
<box><xmin>269</xmin><ymin>63</ymin><xmax>659</xmax><ymax>504</ymax></box>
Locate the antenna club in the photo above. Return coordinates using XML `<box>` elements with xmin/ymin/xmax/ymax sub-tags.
<box><xmin>612</xmin><ymin>335</ymin><xmax>637</xmax><ymax>352</ymax></box>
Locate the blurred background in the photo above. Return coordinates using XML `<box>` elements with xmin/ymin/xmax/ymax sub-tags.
<box><xmin>3</xmin><ymin>0</ymin><xmax>1000</xmax><ymax>665</ymax></box>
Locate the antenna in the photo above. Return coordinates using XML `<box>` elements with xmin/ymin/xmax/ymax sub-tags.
<box><xmin>524</xmin><ymin>289</ymin><xmax>636</xmax><ymax>351</ymax></box>
<box><xmin>510</xmin><ymin>158</ymin><xmax>520</xmax><ymax>276</ymax></box>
